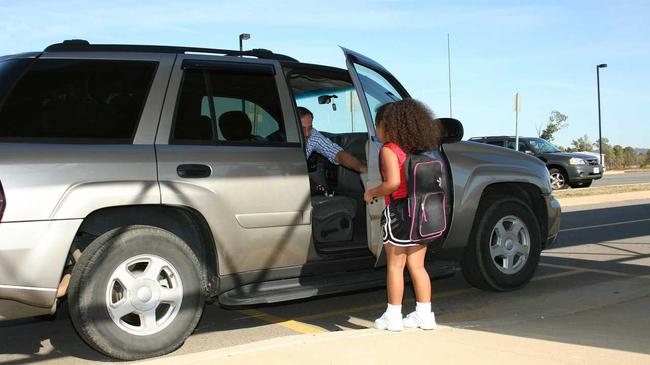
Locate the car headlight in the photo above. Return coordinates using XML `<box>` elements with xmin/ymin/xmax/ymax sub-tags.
<box><xmin>569</xmin><ymin>158</ymin><xmax>586</xmax><ymax>165</ymax></box>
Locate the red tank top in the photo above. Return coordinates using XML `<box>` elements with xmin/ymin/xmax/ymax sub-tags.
<box><xmin>381</xmin><ymin>142</ymin><xmax>408</xmax><ymax>204</ymax></box>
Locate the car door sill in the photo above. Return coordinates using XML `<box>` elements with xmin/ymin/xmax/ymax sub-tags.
<box><xmin>217</xmin><ymin>260</ymin><xmax>458</xmax><ymax>307</ymax></box>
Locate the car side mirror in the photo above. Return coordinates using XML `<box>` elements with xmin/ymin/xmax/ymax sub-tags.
<box><xmin>435</xmin><ymin>117</ymin><xmax>464</xmax><ymax>144</ymax></box>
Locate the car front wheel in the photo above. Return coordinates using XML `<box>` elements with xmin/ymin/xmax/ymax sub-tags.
<box><xmin>462</xmin><ymin>196</ymin><xmax>542</xmax><ymax>291</ymax></box>
<box><xmin>549</xmin><ymin>168</ymin><xmax>568</xmax><ymax>190</ymax></box>
<box><xmin>68</xmin><ymin>225</ymin><xmax>205</xmax><ymax>360</ymax></box>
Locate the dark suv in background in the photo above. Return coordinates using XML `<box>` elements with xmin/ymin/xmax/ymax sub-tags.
<box><xmin>470</xmin><ymin>136</ymin><xmax>603</xmax><ymax>190</ymax></box>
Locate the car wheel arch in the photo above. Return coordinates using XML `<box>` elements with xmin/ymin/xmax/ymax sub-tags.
<box><xmin>70</xmin><ymin>205</ymin><xmax>219</xmax><ymax>296</ymax></box>
<box><xmin>462</xmin><ymin>182</ymin><xmax>547</xmax><ymax>253</ymax></box>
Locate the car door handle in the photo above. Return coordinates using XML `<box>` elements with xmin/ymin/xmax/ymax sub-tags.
<box><xmin>177</xmin><ymin>164</ymin><xmax>211</xmax><ymax>178</ymax></box>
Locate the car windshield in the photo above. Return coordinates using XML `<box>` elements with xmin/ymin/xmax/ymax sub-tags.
<box><xmin>526</xmin><ymin>138</ymin><xmax>560</xmax><ymax>153</ymax></box>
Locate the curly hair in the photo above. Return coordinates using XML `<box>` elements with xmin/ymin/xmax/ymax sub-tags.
<box><xmin>379</xmin><ymin>99</ymin><xmax>442</xmax><ymax>152</ymax></box>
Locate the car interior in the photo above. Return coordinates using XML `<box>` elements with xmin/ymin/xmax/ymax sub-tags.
<box><xmin>284</xmin><ymin>64</ymin><xmax>370</xmax><ymax>256</ymax></box>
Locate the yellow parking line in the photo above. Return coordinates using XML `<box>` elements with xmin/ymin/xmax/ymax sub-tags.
<box><xmin>539</xmin><ymin>263</ymin><xmax>638</xmax><ymax>278</ymax></box>
<box><xmin>532</xmin><ymin>269</ymin><xmax>584</xmax><ymax>281</ymax></box>
<box><xmin>238</xmin><ymin>309</ymin><xmax>325</xmax><ymax>334</ymax></box>
<box><xmin>295</xmin><ymin>288</ymin><xmax>476</xmax><ymax>322</ymax></box>
<box><xmin>238</xmin><ymin>266</ymin><xmax>591</xmax><ymax>332</ymax></box>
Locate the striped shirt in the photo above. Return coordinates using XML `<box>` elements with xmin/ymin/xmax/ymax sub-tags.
<box><xmin>305</xmin><ymin>128</ymin><xmax>343</xmax><ymax>165</ymax></box>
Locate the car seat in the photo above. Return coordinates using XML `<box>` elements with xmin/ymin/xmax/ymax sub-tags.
<box><xmin>219</xmin><ymin>110</ymin><xmax>265</xmax><ymax>142</ymax></box>
<box><xmin>174</xmin><ymin>115</ymin><xmax>213</xmax><ymax>141</ymax></box>
<box><xmin>311</xmin><ymin>195</ymin><xmax>357</xmax><ymax>243</ymax></box>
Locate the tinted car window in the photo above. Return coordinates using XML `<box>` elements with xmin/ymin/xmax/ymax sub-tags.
<box><xmin>172</xmin><ymin>67</ymin><xmax>287</xmax><ymax>145</ymax></box>
<box><xmin>527</xmin><ymin>138</ymin><xmax>560</xmax><ymax>153</ymax></box>
<box><xmin>506</xmin><ymin>140</ymin><xmax>527</xmax><ymax>151</ymax></box>
<box><xmin>0</xmin><ymin>59</ymin><xmax>157</xmax><ymax>143</ymax></box>
<box><xmin>486</xmin><ymin>140</ymin><xmax>505</xmax><ymax>147</ymax></box>
<box><xmin>0</xmin><ymin>58</ymin><xmax>34</xmax><ymax>109</ymax></box>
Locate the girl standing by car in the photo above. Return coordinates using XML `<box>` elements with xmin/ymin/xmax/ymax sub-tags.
<box><xmin>363</xmin><ymin>99</ymin><xmax>443</xmax><ymax>331</ymax></box>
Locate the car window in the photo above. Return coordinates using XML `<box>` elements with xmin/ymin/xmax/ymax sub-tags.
<box><xmin>486</xmin><ymin>140</ymin><xmax>505</xmax><ymax>147</ymax></box>
<box><xmin>0</xmin><ymin>58</ymin><xmax>34</xmax><ymax>110</ymax></box>
<box><xmin>172</xmin><ymin>67</ymin><xmax>287</xmax><ymax>145</ymax></box>
<box><xmin>526</xmin><ymin>138</ymin><xmax>560</xmax><ymax>153</ymax></box>
<box><xmin>0</xmin><ymin>59</ymin><xmax>157</xmax><ymax>143</ymax></box>
<box><xmin>506</xmin><ymin>140</ymin><xmax>527</xmax><ymax>151</ymax></box>
<box><xmin>295</xmin><ymin>88</ymin><xmax>366</xmax><ymax>133</ymax></box>
<box><xmin>353</xmin><ymin>63</ymin><xmax>404</xmax><ymax>123</ymax></box>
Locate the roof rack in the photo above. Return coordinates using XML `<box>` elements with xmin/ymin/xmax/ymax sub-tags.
<box><xmin>44</xmin><ymin>39</ymin><xmax>299</xmax><ymax>62</ymax></box>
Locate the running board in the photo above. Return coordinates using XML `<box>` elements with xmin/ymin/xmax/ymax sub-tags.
<box><xmin>218</xmin><ymin>261</ymin><xmax>458</xmax><ymax>307</ymax></box>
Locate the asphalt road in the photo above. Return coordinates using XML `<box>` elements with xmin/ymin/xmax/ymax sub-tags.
<box><xmin>592</xmin><ymin>171</ymin><xmax>650</xmax><ymax>186</ymax></box>
<box><xmin>1</xmin><ymin>199</ymin><xmax>649</xmax><ymax>365</ymax></box>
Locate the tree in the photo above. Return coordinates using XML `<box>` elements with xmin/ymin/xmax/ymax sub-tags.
<box><xmin>623</xmin><ymin>147</ymin><xmax>637</xmax><ymax>168</ymax></box>
<box><xmin>610</xmin><ymin>145</ymin><xmax>625</xmax><ymax>170</ymax></box>
<box><xmin>643</xmin><ymin>150</ymin><xmax>650</xmax><ymax>168</ymax></box>
<box><xmin>593</xmin><ymin>137</ymin><xmax>613</xmax><ymax>168</ymax></box>
<box><xmin>571</xmin><ymin>135</ymin><xmax>593</xmax><ymax>152</ymax></box>
<box><xmin>538</xmin><ymin>111</ymin><xmax>568</xmax><ymax>142</ymax></box>
<box><xmin>593</xmin><ymin>138</ymin><xmax>612</xmax><ymax>155</ymax></box>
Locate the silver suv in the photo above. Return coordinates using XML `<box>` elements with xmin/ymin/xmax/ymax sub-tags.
<box><xmin>0</xmin><ymin>40</ymin><xmax>561</xmax><ymax>360</ymax></box>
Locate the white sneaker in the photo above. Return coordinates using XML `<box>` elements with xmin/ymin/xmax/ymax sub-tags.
<box><xmin>374</xmin><ymin>312</ymin><xmax>404</xmax><ymax>331</ymax></box>
<box><xmin>403</xmin><ymin>311</ymin><xmax>437</xmax><ymax>330</ymax></box>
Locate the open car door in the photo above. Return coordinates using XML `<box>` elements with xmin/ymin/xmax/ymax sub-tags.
<box><xmin>341</xmin><ymin>47</ymin><xmax>412</xmax><ymax>262</ymax></box>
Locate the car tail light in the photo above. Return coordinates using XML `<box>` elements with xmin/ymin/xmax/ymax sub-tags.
<box><xmin>0</xmin><ymin>182</ymin><xmax>5</xmax><ymax>222</ymax></box>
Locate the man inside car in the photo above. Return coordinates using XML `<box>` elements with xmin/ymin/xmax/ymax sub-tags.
<box><xmin>298</xmin><ymin>106</ymin><xmax>368</xmax><ymax>174</ymax></box>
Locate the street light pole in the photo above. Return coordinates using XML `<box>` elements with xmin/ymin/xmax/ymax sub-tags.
<box><xmin>596</xmin><ymin>63</ymin><xmax>607</xmax><ymax>167</ymax></box>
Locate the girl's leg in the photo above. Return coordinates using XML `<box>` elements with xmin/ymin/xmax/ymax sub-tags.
<box><xmin>403</xmin><ymin>244</ymin><xmax>436</xmax><ymax>329</ymax></box>
<box><xmin>385</xmin><ymin>243</ymin><xmax>408</xmax><ymax>304</ymax></box>
<box><xmin>406</xmin><ymin>244</ymin><xmax>431</xmax><ymax>302</ymax></box>
<box><xmin>375</xmin><ymin>242</ymin><xmax>408</xmax><ymax>331</ymax></box>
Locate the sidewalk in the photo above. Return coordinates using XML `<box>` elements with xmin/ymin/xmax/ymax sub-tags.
<box><xmin>139</xmin><ymin>324</ymin><xmax>649</xmax><ymax>365</ymax></box>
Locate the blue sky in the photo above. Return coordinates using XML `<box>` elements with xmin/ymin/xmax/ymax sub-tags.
<box><xmin>1</xmin><ymin>0</ymin><xmax>648</xmax><ymax>148</ymax></box>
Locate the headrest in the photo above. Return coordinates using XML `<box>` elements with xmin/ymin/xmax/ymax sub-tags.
<box><xmin>219</xmin><ymin>111</ymin><xmax>252</xmax><ymax>141</ymax></box>
<box><xmin>435</xmin><ymin>117</ymin><xmax>464</xmax><ymax>144</ymax></box>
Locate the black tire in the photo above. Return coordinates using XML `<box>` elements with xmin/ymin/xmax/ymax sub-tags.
<box><xmin>548</xmin><ymin>168</ymin><xmax>568</xmax><ymax>190</ymax></box>
<box><xmin>569</xmin><ymin>180</ymin><xmax>593</xmax><ymax>188</ymax></box>
<box><xmin>68</xmin><ymin>225</ymin><xmax>205</xmax><ymax>360</ymax></box>
<box><xmin>461</xmin><ymin>196</ymin><xmax>542</xmax><ymax>291</ymax></box>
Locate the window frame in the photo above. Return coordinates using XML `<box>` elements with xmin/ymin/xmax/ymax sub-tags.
<box><xmin>169</xmin><ymin>59</ymin><xmax>301</xmax><ymax>148</ymax></box>
<box><xmin>0</xmin><ymin>57</ymin><xmax>159</xmax><ymax>145</ymax></box>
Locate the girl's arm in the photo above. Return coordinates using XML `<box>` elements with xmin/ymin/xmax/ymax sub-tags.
<box><xmin>364</xmin><ymin>147</ymin><xmax>401</xmax><ymax>203</ymax></box>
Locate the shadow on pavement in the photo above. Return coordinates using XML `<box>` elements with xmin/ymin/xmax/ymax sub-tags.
<box><xmin>1</xmin><ymin>203</ymin><xmax>649</xmax><ymax>363</ymax></box>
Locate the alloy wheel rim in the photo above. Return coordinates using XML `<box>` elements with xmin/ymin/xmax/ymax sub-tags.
<box><xmin>550</xmin><ymin>172</ymin><xmax>565</xmax><ymax>189</ymax></box>
<box><xmin>105</xmin><ymin>254</ymin><xmax>183</xmax><ymax>336</ymax></box>
<box><xmin>489</xmin><ymin>215</ymin><xmax>530</xmax><ymax>275</ymax></box>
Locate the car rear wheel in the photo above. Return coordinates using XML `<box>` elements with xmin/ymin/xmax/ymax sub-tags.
<box><xmin>68</xmin><ymin>225</ymin><xmax>205</xmax><ymax>360</ymax></box>
<box><xmin>461</xmin><ymin>196</ymin><xmax>542</xmax><ymax>291</ymax></box>
<box><xmin>549</xmin><ymin>168</ymin><xmax>568</xmax><ymax>190</ymax></box>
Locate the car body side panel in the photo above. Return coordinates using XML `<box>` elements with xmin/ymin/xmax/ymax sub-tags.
<box><xmin>442</xmin><ymin>141</ymin><xmax>553</xmax><ymax>249</ymax></box>
<box><xmin>155</xmin><ymin>55</ymin><xmax>313</xmax><ymax>276</ymax></box>
<box><xmin>0</xmin><ymin>219</ymin><xmax>82</xmax><ymax>307</ymax></box>
<box><xmin>0</xmin><ymin>52</ymin><xmax>174</xmax><ymax>222</ymax></box>
<box><xmin>0</xmin><ymin>52</ymin><xmax>173</xmax><ymax>310</ymax></box>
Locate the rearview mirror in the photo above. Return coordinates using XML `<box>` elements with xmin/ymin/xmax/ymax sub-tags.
<box><xmin>435</xmin><ymin>118</ymin><xmax>464</xmax><ymax>144</ymax></box>
<box><xmin>317</xmin><ymin>95</ymin><xmax>338</xmax><ymax>104</ymax></box>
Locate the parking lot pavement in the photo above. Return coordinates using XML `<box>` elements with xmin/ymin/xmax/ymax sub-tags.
<box><xmin>592</xmin><ymin>171</ymin><xmax>650</xmax><ymax>187</ymax></box>
<box><xmin>1</xmin><ymin>199</ymin><xmax>649</xmax><ymax>364</ymax></box>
